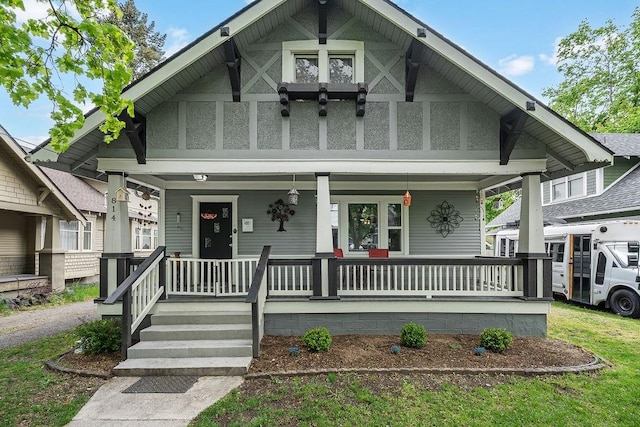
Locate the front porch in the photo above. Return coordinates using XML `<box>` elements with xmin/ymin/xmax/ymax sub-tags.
<box><xmin>99</xmin><ymin>245</ymin><xmax>549</xmax><ymax>375</ymax></box>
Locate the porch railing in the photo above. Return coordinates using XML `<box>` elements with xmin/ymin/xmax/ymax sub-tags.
<box><xmin>246</xmin><ymin>246</ymin><xmax>271</xmax><ymax>357</ymax></box>
<box><xmin>336</xmin><ymin>258</ymin><xmax>523</xmax><ymax>297</ymax></box>
<box><xmin>268</xmin><ymin>259</ymin><xmax>314</xmax><ymax>296</ymax></box>
<box><xmin>166</xmin><ymin>257</ymin><xmax>258</xmax><ymax>296</ymax></box>
<box><xmin>104</xmin><ymin>246</ymin><xmax>166</xmax><ymax>360</ymax></box>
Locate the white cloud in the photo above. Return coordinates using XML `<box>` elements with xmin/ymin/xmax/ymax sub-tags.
<box><xmin>13</xmin><ymin>0</ymin><xmax>49</xmax><ymax>23</ymax></box>
<box><xmin>498</xmin><ymin>54</ymin><xmax>535</xmax><ymax>76</ymax></box>
<box><xmin>164</xmin><ymin>27</ymin><xmax>191</xmax><ymax>58</ymax></box>
<box><xmin>19</xmin><ymin>135</ymin><xmax>49</xmax><ymax>148</ymax></box>
<box><xmin>539</xmin><ymin>37</ymin><xmax>562</xmax><ymax>66</ymax></box>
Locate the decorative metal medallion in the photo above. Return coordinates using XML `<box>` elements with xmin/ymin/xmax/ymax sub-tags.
<box><xmin>427</xmin><ymin>201</ymin><xmax>463</xmax><ymax>237</ymax></box>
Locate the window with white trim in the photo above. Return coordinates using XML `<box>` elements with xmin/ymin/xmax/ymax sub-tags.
<box><xmin>550</xmin><ymin>173</ymin><xmax>586</xmax><ymax>202</ymax></box>
<box><xmin>332</xmin><ymin>196</ymin><xmax>409</xmax><ymax>255</ymax></box>
<box><xmin>82</xmin><ymin>221</ymin><xmax>92</xmax><ymax>251</ymax></box>
<box><xmin>134</xmin><ymin>225</ymin><xmax>154</xmax><ymax>250</ymax></box>
<box><xmin>60</xmin><ymin>220</ymin><xmax>79</xmax><ymax>251</ymax></box>
<box><xmin>283</xmin><ymin>40</ymin><xmax>364</xmax><ymax>83</ymax></box>
<box><xmin>60</xmin><ymin>220</ymin><xmax>92</xmax><ymax>251</ymax></box>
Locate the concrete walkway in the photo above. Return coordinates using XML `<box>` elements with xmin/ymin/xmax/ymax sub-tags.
<box><xmin>66</xmin><ymin>376</ymin><xmax>244</xmax><ymax>426</ymax></box>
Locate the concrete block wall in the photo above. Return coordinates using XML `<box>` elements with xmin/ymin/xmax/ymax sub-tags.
<box><xmin>265</xmin><ymin>313</ymin><xmax>547</xmax><ymax>337</ymax></box>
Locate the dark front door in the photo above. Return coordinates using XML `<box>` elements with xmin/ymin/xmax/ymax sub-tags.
<box><xmin>199</xmin><ymin>202</ymin><xmax>232</xmax><ymax>259</ymax></box>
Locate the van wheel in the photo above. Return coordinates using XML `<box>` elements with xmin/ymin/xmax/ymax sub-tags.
<box><xmin>609</xmin><ymin>289</ymin><xmax>640</xmax><ymax>318</ymax></box>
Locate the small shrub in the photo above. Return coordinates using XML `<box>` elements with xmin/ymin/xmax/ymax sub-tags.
<box><xmin>400</xmin><ymin>322</ymin><xmax>427</xmax><ymax>348</ymax></box>
<box><xmin>479</xmin><ymin>328</ymin><xmax>513</xmax><ymax>353</ymax></box>
<box><xmin>302</xmin><ymin>327</ymin><xmax>332</xmax><ymax>352</ymax></box>
<box><xmin>473</xmin><ymin>346</ymin><xmax>486</xmax><ymax>356</ymax></box>
<box><xmin>390</xmin><ymin>345</ymin><xmax>401</xmax><ymax>354</ymax></box>
<box><xmin>289</xmin><ymin>346</ymin><xmax>300</xmax><ymax>356</ymax></box>
<box><xmin>76</xmin><ymin>318</ymin><xmax>121</xmax><ymax>355</ymax></box>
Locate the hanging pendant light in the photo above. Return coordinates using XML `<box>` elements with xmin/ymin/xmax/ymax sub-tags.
<box><xmin>403</xmin><ymin>174</ymin><xmax>412</xmax><ymax>207</ymax></box>
<box><xmin>288</xmin><ymin>174</ymin><xmax>300</xmax><ymax>205</ymax></box>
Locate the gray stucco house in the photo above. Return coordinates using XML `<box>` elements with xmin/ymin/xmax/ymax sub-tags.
<box><xmin>30</xmin><ymin>0</ymin><xmax>613</xmax><ymax>373</ymax></box>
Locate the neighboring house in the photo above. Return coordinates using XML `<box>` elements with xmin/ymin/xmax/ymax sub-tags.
<box><xmin>40</xmin><ymin>167</ymin><xmax>159</xmax><ymax>284</ymax></box>
<box><xmin>0</xmin><ymin>125</ymin><xmax>83</xmax><ymax>293</ymax></box>
<box><xmin>31</xmin><ymin>0</ymin><xmax>614</xmax><ymax>339</ymax></box>
<box><xmin>487</xmin><ymin>133</ymin><xmax>640</xmax><ymax>230</ymax></box>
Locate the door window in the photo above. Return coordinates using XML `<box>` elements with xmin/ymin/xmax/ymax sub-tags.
<box><xmin>595</xmin><ymin>252</ymin><xmax>607</xmax><ymax>285</ymax></box>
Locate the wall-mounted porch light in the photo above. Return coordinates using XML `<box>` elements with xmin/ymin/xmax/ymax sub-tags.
<box><xmin>288</xmin><ymin>174</ymin><xmax>300</xmax><ymax>205</ymax></box>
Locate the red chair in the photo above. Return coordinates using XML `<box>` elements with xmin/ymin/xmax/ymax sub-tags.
<box><xmin>368</xmin><ymin>248</ymin><xmax>389</xmax><ymax>258</ymax></box>
<box><xmin>333</xmin><ymin>248</ymin><xmax>344</xmax><ymax>258</ymax></box>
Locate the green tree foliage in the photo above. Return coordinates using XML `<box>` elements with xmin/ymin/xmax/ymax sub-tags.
<box><xmin>0</xmin><ymin>0</ymin><xmax>135</xmax><ymax>152</ymax></box>
<box><xmin>99</xmin><ymin>0</ymin><xmax>165</xmax><ymax>80</ymax></box>
<box><xmin>543</xmin><ymin>8</ymin><xmax>640</xmax><ymax>132</ymax></box>
<box><xmin>485</xmin><ymin>190</ymin><xmax>520</xmax><ymax>224</ymax></box>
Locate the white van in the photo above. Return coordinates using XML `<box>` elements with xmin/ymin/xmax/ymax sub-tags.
<box><xmin>494</xmin><ymin>221</ymin><xmax>640</xmax><ymax>318</ymax></box>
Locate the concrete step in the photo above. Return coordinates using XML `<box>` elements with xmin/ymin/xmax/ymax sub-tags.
<box><xmin>140</xmin><ymin>323</ymin><xmax>252</xmax><ymax>341</ymax></box>
<box><xmin>151</xmin><ymin>311</ymin><xmax>251</xmax><ymax>326</ymax></box>
<box><xmin>127</xmin><ymin>339</ymin><xmax>253</xmax><ymax>359</ymax></box>
<box><xmin>113</xmin><ymin>356</ymin><xmax>253</xmax><ymax>376</ymax></box>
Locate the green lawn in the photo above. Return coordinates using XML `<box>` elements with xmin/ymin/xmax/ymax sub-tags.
<box><xmin>192</xmin><ymin>303</ymin><xmax>640</xmax><ymax>427</ymax></box>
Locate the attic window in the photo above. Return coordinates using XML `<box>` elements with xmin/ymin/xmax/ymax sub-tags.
<box><xmin>283</xmin><ymin>40</ymin><xmax>364</xmax><ymax>83</ymax></box>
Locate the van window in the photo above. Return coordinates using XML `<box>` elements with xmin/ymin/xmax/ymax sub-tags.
<box><xmin>499</xmin><ymin>239</ymin><xmax>506</xmax><ymax>256</ymax></box>
<box><xmin>508</xmin><ymin>240</ymin><xmax>516</xmax><ymax>257</ymax></box>
<box><xmin>595</xmin><ymin>252</ymin><xmax>607</xmax><ymax>285</ymax></box>
<box><xmin>549</xmin><ymin>243</ymin><xmax>565</xmax><ymax>262</ymax></box>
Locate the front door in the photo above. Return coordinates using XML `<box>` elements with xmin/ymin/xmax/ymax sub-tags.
<box><xmin>199</xmin><ymin>202</ymin><xmax>232</xmax><ymax>259</ymax></box>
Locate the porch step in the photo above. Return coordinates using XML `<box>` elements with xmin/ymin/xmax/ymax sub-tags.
<box><xmin>151</xmin><ymin>311</ymin><xmax>251</xmax><ymax>325</ymax></box>
<box><xmin>140</xmin><ymin>324</ymin><xmax>252</xmax><ymax>341</ymax></box>
<box><xmin>127</xmin><ymin>339</ymin><xmax>253</xmax><ymax>358</ymax></box>
<box><xmin>112</xmin><ymin>356</ymin><xmax>253</xmax><ymax>376</ymax></box>
<box><xmin>114</xmin><ymin>309</ymin><xmax>255</xmax><ymax>377</ymax></box>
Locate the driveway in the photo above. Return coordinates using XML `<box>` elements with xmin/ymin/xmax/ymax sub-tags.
<box><xmin>0</xmin><ymin>300</ymin><xmax>99</xmax><ymax>349</ymax></box>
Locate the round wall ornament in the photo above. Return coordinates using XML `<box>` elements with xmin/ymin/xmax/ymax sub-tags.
<box><xmin>427</xmin><ymin>201</ymin><xmax>463</xmax><ymax>237</ymax></box>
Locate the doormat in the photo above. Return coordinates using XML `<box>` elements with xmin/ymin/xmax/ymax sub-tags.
<box><xmin>122</xmin><ymin>376</ymin><xmax>199</xmax><ymax>394</ymax></box>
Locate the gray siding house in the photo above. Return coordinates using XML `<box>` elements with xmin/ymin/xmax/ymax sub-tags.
<box><xmin>30</xmin><ymin>0</ymin><xmax>613</xmax><ymax>372</ymax></box>
<box><xmin>0</xmin><ymin>125</ymin><xmax>83</xmax><ymax>294</ymax></box>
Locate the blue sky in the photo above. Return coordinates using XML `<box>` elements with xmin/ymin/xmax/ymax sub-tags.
<box><xmin>1</xmin><ymin>0</ymin><xmax>638</xmax><ymax>148</ymax></box>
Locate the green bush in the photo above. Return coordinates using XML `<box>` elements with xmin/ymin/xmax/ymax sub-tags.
<box><xmin>302</xmin><ymin>327</ymin><xmax>332</xmax><ymax>352</ymax></box>
<box><xmin>479</xmin><ymin>328</ymin><xmax>513</xmax><ymax>353</ymax></box>
<box><xmin>400</xmin><ymin>322</ymin><xmax>427</xmax><ymax>348</ymax></box>
<box><xmin>76</xmin><ymin>318</ymin><xmax>121</xmax><ymax>355</ymax></box>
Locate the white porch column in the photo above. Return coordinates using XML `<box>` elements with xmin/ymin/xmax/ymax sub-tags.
<box><xmin>518</xmin><ymin>173</ymin><xmax>544</xmax><ymax>254</ymax></box>
<box><xmin>101</xmin><ymin>172</ymin><xmax>133</xmax><ymax>298</ymax></box>
<box><xmin>40</xmin><ymin>215</ymin><xmax>65</xmax><ymax>291</ymax></box>
<box><xmin>315</xmin><ymin>173</ymin><xmax>333</xmax><ymax>254</ymax></box>
<box><xmin>517</xmin><ymin>172</ymin><xmax>550</xmax><ymax>299</ymax></box>
<box><xmin>313</xmin><ymin>173</ymin><xmax>336</xmax><ymax>299</ymax></box>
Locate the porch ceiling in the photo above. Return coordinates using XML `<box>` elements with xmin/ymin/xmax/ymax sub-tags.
<box><xmin>30</xmin><ymin>0</ymin><xmax>612</xmax><ymax>191</ymax></box>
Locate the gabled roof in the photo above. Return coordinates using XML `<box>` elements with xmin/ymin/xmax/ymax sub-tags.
<box><xmin>591</xmin><ymin>133</ymin><xmax>640</xmax><ymax>157</ymax></box>
<box><xmin>40</xmin><ymin>167</ymin><xmax>106</xmax><ymax>214</ymax></box>
<box><xmin>30</xmin><ymin>0</ymin><xmax>612</xmax><ymax>184</ymax></box>
<box><xmin>0</xmin><ymin>124</ymin><xmax>85</xmax><ymax>222</ymax></box>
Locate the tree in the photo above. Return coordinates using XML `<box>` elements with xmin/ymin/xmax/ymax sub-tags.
<box><xmin>0</xmin><ymin>0</ymin><xmax>135</xmax><ymax>152</ymax></box>
<box><xmin>485</xmin><ymin>190</ymin><xmax>520</xmax><ymax>224</ymax></box>
<box><xmin>543</xmin><ymin>8</ymin><xmax>640</xmax><ymax>133</ymax></box>
<box><xmin>99</xmin><ymin>0</ymin><xmax>165</xmax><ymax>80</ymax></box>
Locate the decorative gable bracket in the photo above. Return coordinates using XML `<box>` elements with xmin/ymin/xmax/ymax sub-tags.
<box><xmin>500</xmin><ymin>108</ymin><xmax>528</xmax><ymax>165</ymax></box>
<box><xmin>118</xmin><ymin>112</ymin><xmax>147</xmax><ymax>165</ymax></box>
<box><xmin>223</xmin><ymin>38</ymin><xmax>242</xmax><ymax>102</ymax></box>
<box><xmin>405</xmin><ymin>40</ymin><xmax>424</xmax><ymax>102</ymax></box>
<box><xmin>278</xmin><ymin>82</ymin><xmax>368</xmax><ymax>117</ymax></box>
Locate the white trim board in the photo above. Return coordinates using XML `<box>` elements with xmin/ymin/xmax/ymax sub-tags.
<box><xmin>98</xmin><ymin>158</ymin><xmax>547</xmax><ymax>175</ymax></box>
